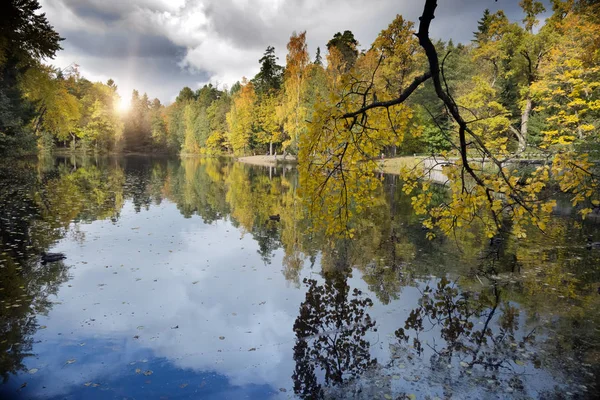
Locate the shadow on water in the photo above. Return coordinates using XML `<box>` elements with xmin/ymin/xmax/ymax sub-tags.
<box><xmin>0</xmin><ymin>155</ymin><xmax>598</xmax><ymax>399</ymax></box>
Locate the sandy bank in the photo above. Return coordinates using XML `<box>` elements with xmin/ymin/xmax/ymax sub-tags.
<box><xmin>237</xmin><ymin>154</ymin><xmax>297</xmax><ymax>167</ymax></box>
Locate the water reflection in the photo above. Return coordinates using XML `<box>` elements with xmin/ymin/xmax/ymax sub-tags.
<box><xmin>396</xmin><ymin>278</ymin><xmax>537</xmax><ymax>395</ymax></box>
<box><xmin>0</xmin><ymin>156</ymin><xmax>598</xmax><ymax>399</ymax></box>
<box><xmin>292</xmin><ymin>274</ymin><xmax>377</xmax><ymax>399</ymax></box>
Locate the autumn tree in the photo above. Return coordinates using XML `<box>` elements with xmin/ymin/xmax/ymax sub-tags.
<box><xmin>20</xmin><ymin>64</ymin><xmax>80</xmax><ymax>150</ymax></box>
<box><xmin>77</xmin><ymin>82</ymin><xmax>123</xmax><ymax>152</ymax></box>
<box><xmin>281</xmin><ymin>31</ymin><xmax>310</xmax><ymax>153</ymax></box>
<box><xmin>255</xmin><ymin>93</ymin><xmax>283</xmax><ymax>155</ymax></box>
<box><xmin>226</xmin><ymin>78</ymin><xmax>256</xmax><ymax>155</ymax></box>
<box><xmin>149</xmin><ymin>98</ymin><xmax>168</xmax><ymax>150</ymax></box>
<box><xmin>299</xmin><ymin>0</ymin><xmax>600</xmax><ymax>242</ymax></box>
<box><xmin>205</xmin><ymin>90</ymin><xmax>231</xmax><ymax>154</ymax></box>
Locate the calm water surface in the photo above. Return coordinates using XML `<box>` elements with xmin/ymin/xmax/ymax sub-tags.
<box><xmin>0</xmin><ymin>156</ymin><xmax>599</xmax><ymax>400</ymax></box>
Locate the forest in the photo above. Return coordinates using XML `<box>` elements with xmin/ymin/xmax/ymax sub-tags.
<box><xmin>1</xmin><ymin>0</ymin><xmax>599</xmax><ymax>239</ymax></box>
<box><xmin>1</xmin><ymin>0</ymin><xmax>596</xmax><ymax>158</ymax></box>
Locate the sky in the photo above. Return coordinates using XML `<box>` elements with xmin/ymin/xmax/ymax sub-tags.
<box><xmin>38</xmin><ymin>0</ymin><xmax>531</xmax><ymax>104</ymax></box>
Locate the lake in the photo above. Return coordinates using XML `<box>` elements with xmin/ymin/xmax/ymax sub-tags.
<box><xmin>0</xmin><ymin>156</ymin><xmax>598</xmax><ymax>399</ymax></box>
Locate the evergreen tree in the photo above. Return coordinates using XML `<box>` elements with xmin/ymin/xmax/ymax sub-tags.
<box><xmin>252</xmin><ymin>46</ymin><xmax>284</xmax><ymax>94</ymax></box>
<box><xmin>314</xmin><ymin>47</ymin><xmax>323</xmax><ymax>65</ymax></box>
<box><xmin>176</xmin><ymin>86</ymin><xmax>195</xmax><ymax>103</ymax></box>
<box><xmin>0</xmin><ymin>0</ymin><xmax>63</xmax><ymax>154</ymax></box>
<box><xmin>473</xmin><ymin>9</ymin><xmax>492</xmax><ymax>43</ymax></box>
<box><xmin>326</xmin><ymin>30</ymin><xmax>359</xmax><ymax>70</ymax></box>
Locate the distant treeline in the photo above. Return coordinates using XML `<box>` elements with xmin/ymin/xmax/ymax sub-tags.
<box><xmin>1</xmin><ymin>0</ymin><xmax>599</xmax><ymax>160</ymax></box>
<box><xmin>0</xmin><ymin>0</ymin><xmax>456</xmax><ymax>156</ymax></box>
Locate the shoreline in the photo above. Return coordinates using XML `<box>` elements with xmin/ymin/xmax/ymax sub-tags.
<box><xmin>236</xmin><ymin>154</ymin><xmax>298</xmax><ymax>167</ymax></box>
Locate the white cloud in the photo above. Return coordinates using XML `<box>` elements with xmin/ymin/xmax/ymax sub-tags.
<box><xmin>39</xmin><ymin>0</ymin><xmax>528</xmax><ymax>102</ymax></box>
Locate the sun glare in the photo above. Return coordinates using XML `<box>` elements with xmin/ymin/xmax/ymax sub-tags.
<box><xmin>117</xmin><ymin>97</ymin><xmax>130</xmax><ymax>113</ymax></box>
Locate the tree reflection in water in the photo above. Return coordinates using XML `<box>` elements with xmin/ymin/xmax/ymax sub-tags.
<box><xmin>292</xmin><ymin>273</ymin><xmax>377</xmax><ymax>399</ymax></box>
<box><xmin>0</xmin><ymin>158</ymin><xmax>124</xmax><ymax>382</ymax></box>
<box><xmin>395</xmin><ymin>276</ymin><xmax>537</xmax><ymax>391</ymax></box>
<box><xmin>0</xmin><ymin>157</ymin><xmax>598</xmax><ymax>397</ymax></box>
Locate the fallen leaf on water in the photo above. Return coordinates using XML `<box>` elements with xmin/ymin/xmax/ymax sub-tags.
<box><xmin>28</xmin><ymin>368</ymin><xmax>38</xmax><ymax>374</ymax></box>
<box><xmin>248</xmin><ymin>348</ymin><xmax>256</xmax><ymax>352</ymax></box>
<box><xmin>143</xmin><ymin>370</ymin><xmax>153</xmax><ymax>376</ymax></box>
<box><xmin>84</xmin><ymin>382</ymin><xmax>92</xmax><ymax>387</ymax></box>
<box><xmin>384</xmin><ymin>395</ymin><xmax>392</xmax><ymax>400</ymax></box>
<box><xmin>135</xmin><ymin>369</ymin><xmax>141</xmax><ymax>374</ymax></box>
<box><xmin>179</xmin><ymin>383</ymin><xmax>188</xmax><ymax>388</ymax></box>
<box><xmin>66</xmin><ymin>359</ymin><xmax>76</xmax><ymax>365</ymax></box>
<box><xmin>515</xmin><ymin>360</ymin><xmax>525</xmax><ymax>366</ymax></box>
<box><xmin>39</xmin><ymin>325</ymin><xmax>47</xmax><ymax>329</ymax></box>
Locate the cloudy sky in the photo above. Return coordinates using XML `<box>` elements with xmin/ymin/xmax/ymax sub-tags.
<box><xmin>39</xmin><ymin>0</ymin><xmax>530</xmax><ymax>104</ymax></box>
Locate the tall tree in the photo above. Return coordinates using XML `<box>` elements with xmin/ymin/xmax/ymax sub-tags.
<box><xmin>0</xmin><ymin>0</ymin><xmax>62</xmax><ymax>63</ymax></box>
<box><xmin>0</xmin><ymin>0</ymin><xmax>63</xmax><ymax>154</ymax></box>
<box><xmin>326</xmin><ymin>30</ymin><xmax>359</xmax><ymax>71</ymax></box>
<box><xmin>252</xmin><ymin>46</ymin><xmax>284</xmax><ymax>94</ymax></box>
<box><xmin>20</xmin><ymin>64</ymin><xmax>80</xmax><ymax>149</ymax></box>
<box><xmin>255</xmin><ymin>93</ymin><xmax>282</xmax><ymax>155</ymax></box>
<box><xmin>282</xmin><ymin>31</ymin><xmax>310</xmax><ymax>153</ymax></box>
<box><xmin>314</xmin><ymin>47</ymin><xmax>323</xmax><ymax>65</ymax></box>
<box><xmin>149</xmin><ymin>98</ymin><xmax>167</xmax><ymax>150</ymax></box>
<box><xmin>123</xmin><ymin>90</ymin><xmax>151</xmax><ymax>151</ymax></box>
<box><xmin>226</xmin><ymin>78</ymin><xmax>256</xmax><ymax>155</ymax></box>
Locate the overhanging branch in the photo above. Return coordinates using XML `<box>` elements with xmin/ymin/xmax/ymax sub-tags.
<box><xmin>341</xmin><ymin>71</ymin><xmax>431</xmax><ymax>119</ymax></box>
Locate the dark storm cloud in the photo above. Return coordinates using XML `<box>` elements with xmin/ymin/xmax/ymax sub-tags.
<box><xmin>57</xmin><ymin>39</ymin><xmax>210</xmax><ymax>102</ymax></box>
<box><xmin>69</xmin><ymin>3</ymin><xmax>122</xmax><ymax>24</ymax></box>
<box><xmin>64</xmin><ymin>31</ymin><xmax>186</xmax><ymax>59</ymax></box>
<box><xmin>112</xmin><ymin>56</ymin><xmax>210</xmax><ymax>102</ymax></box>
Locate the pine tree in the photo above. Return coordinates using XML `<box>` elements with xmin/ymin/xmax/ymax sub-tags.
<box><xmin>314</xmin><ymin>47</ymin><xmax>323</xmax><ymax>65</ymax></box>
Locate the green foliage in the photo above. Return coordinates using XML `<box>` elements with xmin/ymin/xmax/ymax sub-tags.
<box><xmin>252</xmin><ymin>46</ymin><xmax>284</xmax><ymax>94</ymax></box>
<box><xmin>0</xmin><ymin>0</ymin><xmax>62</xmax><ymax>64</ymax></box>
<box><xmin>75</xmin><ymin>80</ymin><xmax>122</xmax><ymax>152</ymax></box>
<box><xmin>326</xmin><ymin>30</ymin><xmax>359</xmax><ymax>71</ymax></box>
<box><xmin>0</xmin><ymin>0</ymin><xmax>63</xmax><ymax>155</ymax></box>
<box><xmin>176</xmin><ymin>86</ymin><xmax>195</xmax><ymax>103</ymax></box>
